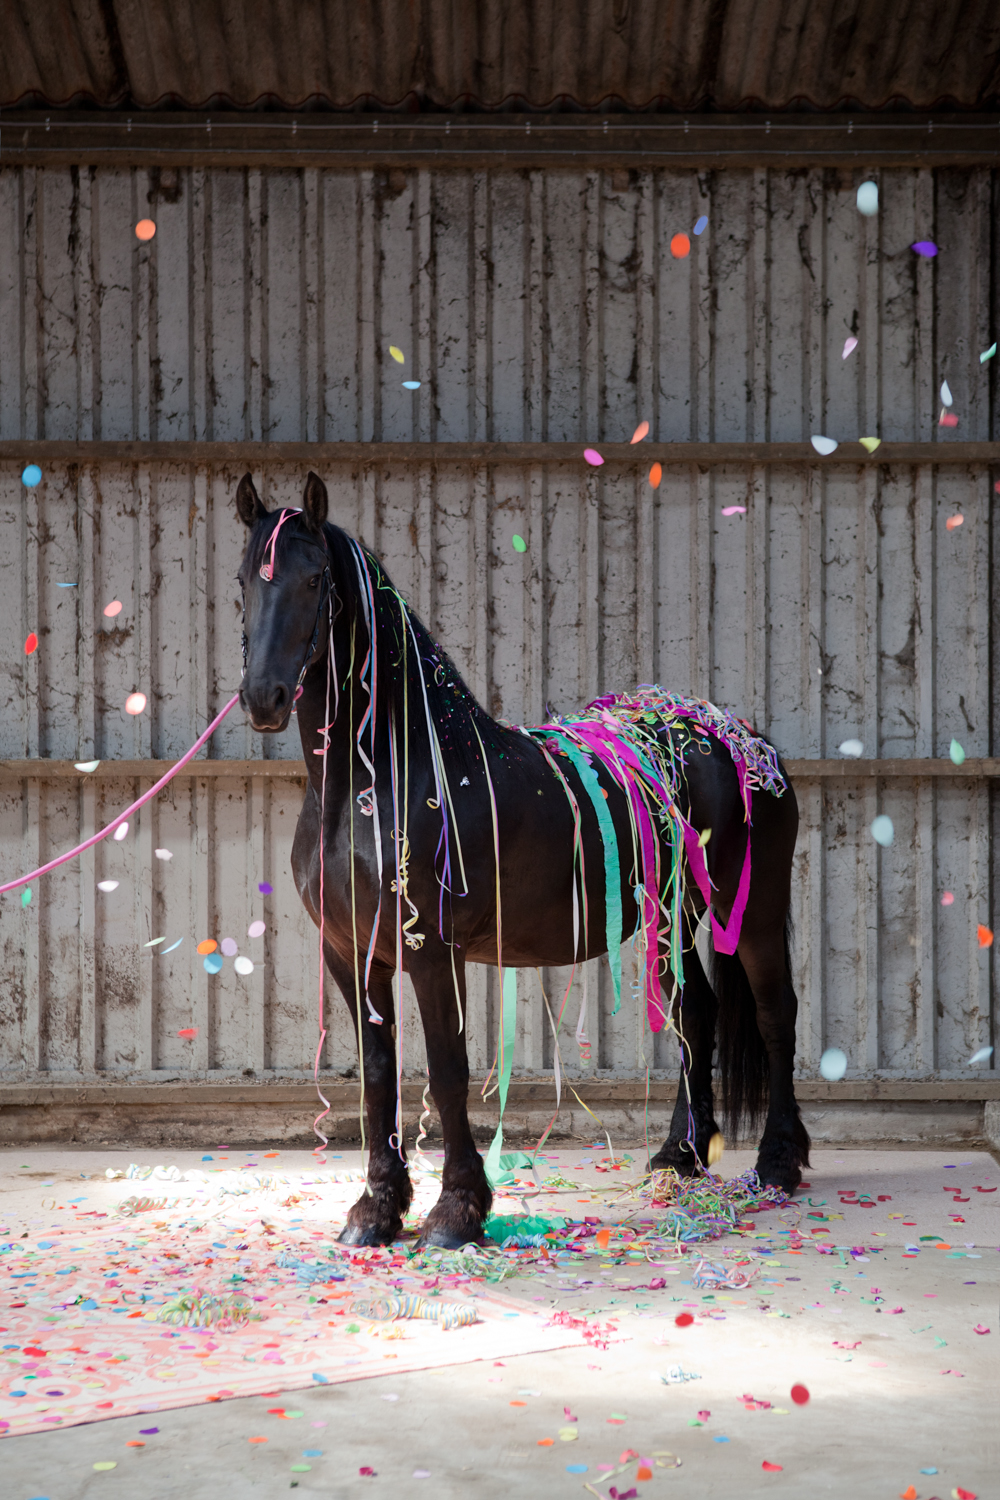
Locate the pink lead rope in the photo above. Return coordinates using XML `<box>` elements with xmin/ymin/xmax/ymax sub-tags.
<box><xmin>0</xmin><ymin>695</ymin><xmax>241</xmax><ymax>895</ymax></box>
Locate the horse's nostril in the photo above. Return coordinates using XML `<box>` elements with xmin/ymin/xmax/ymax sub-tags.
<box><xmin>271</xmin><ymin>682</ymin><xmax>290</xmax><ymax>715</ymax></box>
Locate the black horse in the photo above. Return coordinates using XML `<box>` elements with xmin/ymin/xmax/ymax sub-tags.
<box><xmin>235</xmin><ymin>472</ymin><xmax>810</xmax><ymax>1248</ymax></box>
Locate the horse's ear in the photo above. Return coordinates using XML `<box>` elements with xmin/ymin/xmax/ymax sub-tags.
<box><xmin>236</xmin><ymin>473</ymin><xmax>266</xmax><ymax>527</ymax></box>
<box><xmin>302</xmin><ymin>471</ymin><xmax>328</xmax><ymax>533</ymax></box>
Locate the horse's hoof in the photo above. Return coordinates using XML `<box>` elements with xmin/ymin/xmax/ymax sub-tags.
<box><xmin>650</xmin><ymin>1141</ymin><xmax>708</xmax><ymax>1177</ymax></box>
<box><xmin>755</xmin><ymin>1147</ymin><xmax>804</xmax><ymax>1196</ymax></box>
<box><xmin>337</xmin><ymin>1219</ymin><xmax>400</xmax><ymax>1247</ymax></box>
<box><xmin>416</xmin><ymin>1223</ymin><xmax>482</xmax><ymax>1251</ymax></box>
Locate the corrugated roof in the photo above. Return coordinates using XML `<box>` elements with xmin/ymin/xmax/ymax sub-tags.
<box><xmin>3</xmin><ymin>0</ymin><xmax>1000</xmax><ymax>114</ymax></box>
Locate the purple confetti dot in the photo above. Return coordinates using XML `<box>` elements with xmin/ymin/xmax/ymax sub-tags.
<box><xmin>258</xmin><ymin>882</ymin><xmax>273</xmax><ymax>894</ymax></box>
<box><xmin>220</xmin><ymin>938</ymin><xmax>238</xmax><ymax>957</ymax></box>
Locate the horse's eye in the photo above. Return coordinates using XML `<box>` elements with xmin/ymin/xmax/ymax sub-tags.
<box><xmin>308</xmin><ymin>575</ymin><xmax>321</xmax><ymax>589</ymax></box>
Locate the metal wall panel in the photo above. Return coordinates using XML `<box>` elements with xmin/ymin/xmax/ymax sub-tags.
<box><xmin>0</xmin><ymin>457</ymin><xmax>995</xmax><ymax>1084</ymax></box>
<box><xmin>0</xmin><ymin>166</ymin><xmax>996</xmax><ymax>448</ymax></box>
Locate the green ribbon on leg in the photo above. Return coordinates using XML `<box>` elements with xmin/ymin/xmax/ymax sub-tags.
<box><xmin>484</xmin><ymin>968</ymin><xmax>518</xmax><ymax>1189</ymax></box>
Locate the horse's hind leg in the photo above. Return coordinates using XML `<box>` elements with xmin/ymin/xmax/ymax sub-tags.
<box><xmin>327</xmin><ymin>952</ymin><xmax>413</xmax><ymax>1246</ymax></box>
<box><xmin>650</xmin><ymin>918</ymin><xmax>722</xmax><ymax>1175</ymax></box>
<box><xmin>736</xmin><ymin>920</ymin><xmax>810</xmax><ymax>1194</ymax></box>
<box><xmin>411</xmin><ymin>953</ymin><xmax>492</xmax><ymax>1249</ymax></box>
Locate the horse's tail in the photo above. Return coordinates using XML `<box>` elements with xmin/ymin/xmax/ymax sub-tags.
<box><xmin>711</xmin><ymin>912</ymin><xmax>792</xmax><ymax>1141</ymax></box>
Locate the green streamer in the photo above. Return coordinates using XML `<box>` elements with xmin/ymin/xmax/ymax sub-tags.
<box><xmin>484</xmin><ymin>968</ymin><xmax>518</xmax><ymax>1189</ymax></box>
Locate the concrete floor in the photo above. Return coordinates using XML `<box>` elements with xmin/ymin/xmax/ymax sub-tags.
<box><xmin>2</xmin><ymin>1144</ymin><xmax>997</xmax><ymax>1500</ymax></box>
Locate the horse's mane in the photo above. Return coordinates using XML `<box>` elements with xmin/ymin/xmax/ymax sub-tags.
<box><xmin>246</xmin><ymin>511</ymin><xmax>513</xmax><ymax>774</ymax></box>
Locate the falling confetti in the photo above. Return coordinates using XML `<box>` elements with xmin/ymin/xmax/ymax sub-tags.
<box><xmin>977</xmin><ymin>924</ymin><xmax>993</xmax><ymax>949</ymax></box>
<box><xmin>197</xmin><ymin>940</ymin><xmax>218</xmax><ymax>955</ymax></box>
<box><xmin>856</xmin><ymin>181</ymin><xmax>879</xmax><ymax>216</ymax></box>
<box><xmin>940</xmin><ymin>380</ymin><xmax>953</xmax><ymax>407</ymax></box>
<box><xmin>810</xmin><ymin>435</ymin><xmax>838</xmax><ymax>455</ymax></box>
<box><xmin>512</xmin><ymin>535</ymin><xmax>527</xmax><ymax>552</ymax></box>
<box><xmin>234</xmin><ymin>955</ymin><xmax>254</xmax><ymax>976</ymax></box>
<box><xmin>790</xmin><ymin>1384</ymin><xmax>810</xmax><ymax>1405</ymax></box>
<box><xmin>74</xmin><ymin>760</ymin><xmax>100</xmax><ymax>772</ymax></box>
<box><xmin>125</xmin><ymin>692</ymin><xmax>147</xmax><ymax>715</ymax></box>
<box><xmin>21</xmin><ymin>888</ymin><xmax>32</xmax><ymax>907</ymax></box>
<box><xmin>97</xmin><ymin>880</ymin><xmax>119</xmax><ymax>893</ymax></box>
<box><xmin>968</xmin><ymin>1046</ymin><xmax>993</xmax><ymax>1065</ymax></box>
<box><xmin>981</xmin><ymin>342</ymin><xmax>997</xmax><ymax>363</ymax></box>
<box><xmin>135</xmin><ymin>220</ymin><xmax>156</xmax><ymax>241</ymax></box>
<box><xmin>56</xmin><ymin>581</ymin><xmax>78</xmax><ymax>587</ymax></box>
<box><xmin>911</xmin><ymin>241</ymin><xmax>938</xmax><ymax>257</ymax></box>
<box><xmin>838</xmin><ymin>739</ymin><xmax>864</xmax><ymax>757</ymax></box>
<box><xmin>842</xmin><ymin>337</ymin><xmax>858</xmax><ymax>359</ymax></box>
<box><xmin>859</xmin><ymin>436</ymin><xmax>881</xmax><ymax>454</ymax></box>
<box><xmin>939</xmin><ymin>409</ymin><xmax>959</xmax><ymax>427</ymax></box>
<box><xmin>870</xmin><ymin>814</ymin><xmax>894</xmax><ymax>847</ymax></box>
<box><xmin>177</xmin><ymin>1028</ymin><xmax>198</xmax><ymax>1039</ymax></box>
<box><xmin>630</xmin><ymin>421</ymin><xmax>649</xmax><ymax>444</ymax></box>
<box><xmin>24</xmin><ymin>632</ymin><xmax>38</xmax><ymax>655</ymax></box>
<box><xmin>670</xmin><ymin>233</ymin><xmax>690</xmax><ymax>258</ymax></box>
<box><xmin>720</xmin><ymin>505</ymin><xmax>746</xmax><ymax>516</ymax></box>
<box><xmin>221</xmin><ymin>938</ymin><xmax>239</xmax><ymax>957</ymax></box>
<box><xmin>161</xmin><ymin>937</ymin><xmax>183</xmax><ymax>954</ymax></box>
<box><xmin>103</xmin><ymin>600</ymin><xmax>123</xmax><ymax>617</ymax></box>
<box><xmin>946</xmin><ymin>514</ymin><xmax>964</xmax><ymax>531</ymax></box>
<box><xmin>949</xmin><ymin>738</ymin><xmax>966</xmax><ymax>765</ymax></box>
<box><xmin>389</xmin><ymin>346</ymin><xmax>405</xmax><ymax>364</ymax></box>
<box><xmin>203</xmin><ymin>952</ymin><xmax>224</xmax><ymax>974</ymax></box>
<box><xmin>248</xmin><ymin>920</ymin><xmax>266</xmax><ymax>938</ymax></box>
<box><xmin>648</xmin><ymin>463</ymin><xmax>662</xmax><ymax>488</ymax></box>
<box><xmin>21</xmin><ymin>463</ymin><xmax>42</xmax><ymax>487</ymax></box>
<box><xmin>144</xmin><ymin>937</ymin><xmax>166</xmax><ymax>948</ymax></box>
<box><xmin>820</xmin><ymin>1047</ymin><xmax>847</xmax><ymax>1081</ymax></box>
<box><xmin>258</xmin><ymin>881</ymin><xmax>273</xmax><ymax>893</ymax></box>
<box><xmin>583</xmin><ymin>448</ymin><xmax>604</xmax><ymax>466</ymax></box>
<box><xmin>693</xmin><ymin>215</ymin><xmax>708</xmax><ymax>235</ymax></box>
<box><xmin>707</xmin><ymin>1132</ymin><xmax>725</xmax><ymax>1166</ymax></box>
<box><xmin>402</xmin><ymin>380</ymin><xmax>421</xmax><ymax>390</ymax></box>
<box><xmin>941</xmin><ymin>892</ymin><xmax>955</xmax><ymax>906</ymax></box>
<box><xmin>113</xmin><ymin>821</ymin><xmax>129</xmax><ymax>841</ymax></box>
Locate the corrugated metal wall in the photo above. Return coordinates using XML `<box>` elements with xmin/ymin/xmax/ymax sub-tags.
<box><xmin>0</xmin><ymin>161</ymin><xmax>996</xmax><ymax>1087</ymax></box>
<box><xmin>1</xmin><ymin>165</ymin><xmax>996</xmax><ymax>444</ymax></box>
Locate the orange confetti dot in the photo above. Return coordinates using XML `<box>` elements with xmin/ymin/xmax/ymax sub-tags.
<box><xmin>197</xmin><ymin>939</ymin><xmax>218</xmax><ymax>954</ymax></box>
<box><xmin>126</xmin><ymin>1440</ymin><xmax>145</xmax><ymax>1447</ymax></box>
<box><xmin>648</xmin><ymin>462</ymin><xmax>662</xmax><ymax>489</ymax></box>
<box><xmin>946</xmin><ymin>514</ymin><xmax>964</xmax><ymax>531</ymax></box>
<box><xmin>978</xmin><ymin>924</ymin><xmax>993</xmax><ymax>948</ymax></box>
<box><xmin>595</xmin><ymin>1228</ymin><xmax>611</xmax><ymax>1250</ymax></box>
<box><xmin>135</xmin><ymin>219</ymin><xmax>156</xmax><ymax>241</ymax></box>
<box><xmin>537</xmin><ymin>1438</ymin><xmax>554</xmax><ymax>1447</ymax></box>
<box><xmin>249</xmin><ymin>1436</ymin><xmax>269</xmax><ymax>1444</ymax></box>
<box><xmin>670</xmin><ymin>232</ymin><xmax>691</xmax><ymax>258</ymax></box>
<box><xmin>24</xmin><ymin>632</ymin><xmax>38</xmax><ymax>655</ymax></box>
<box><xmin>637</xmin><ymin>1466</ymin><xmax>653</xmax><ymax>1481</ymax></box>
<box><xmin>630</xmin><ymin>421</ymin><xmax>649</xmax><ymax>444</ymax></box>
<box><xmin>177</xmin><ymin>1027</ymin><xmax>199</xmax><ymax>1038</ymax></box>
<box><xmin>900</xmin><ymin>1487</ymin><xmax>917</xmax><ymax>1500</ymax></box>
<box><xmin>510</xmin><ymin>1400</ymin><xmax>527</xmax><ymax>1407</ymax></box>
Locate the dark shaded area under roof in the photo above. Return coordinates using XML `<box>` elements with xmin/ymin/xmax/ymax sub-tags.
<box><xmin>3</xmin><ymin>0</ymin><xmax>1000</xmax><ymax>115</ymax></box>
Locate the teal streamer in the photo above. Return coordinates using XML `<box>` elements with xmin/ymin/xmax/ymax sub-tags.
<box><xmin>535</xmin><ymin>729</ymin><xmax>623</xmax><ymax>1014</ymax></box>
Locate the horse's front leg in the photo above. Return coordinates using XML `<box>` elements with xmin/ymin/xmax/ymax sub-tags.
<box><xmin>411</xmin><ymin>951</ymin><xmax>492</xmax><ymax>1248</ymax></box>
<box><xmin>737</xmin><ymin>924</ymin><xmax>811</xmax><ymax>1194</ymax></box>
<box><xmin>326</xmin><ymin>950</ymin><xmax>413</xmax><ymax>1245</ymax></box>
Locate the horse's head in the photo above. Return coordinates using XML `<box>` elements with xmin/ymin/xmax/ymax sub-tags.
<box><xmin>235</xmin><ymin>471</ymin><xmax>332</xmax><ymax>733</ymax></box>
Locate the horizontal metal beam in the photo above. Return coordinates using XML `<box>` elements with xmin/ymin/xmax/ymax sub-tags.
<box><xmin>1</xmin><ymin>441</ymin><xmax>998</xmax><ymax>467</ymax></box>
<box><xmin>0</xmin><ymin>1078</ymin><xmax>996</xmax><ymax>1105</ymax></box>
<box><xmin>2</xmin><ymin>758</ymin><xmax>999</xmax><ymax>783</ymax></box>
<box><xmin>4</xmin><ymin>111</ymin><xmax>1000</xmax><ymax>168</ymax></box>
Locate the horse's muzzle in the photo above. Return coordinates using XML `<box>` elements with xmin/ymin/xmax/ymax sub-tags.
<box><xmin>240</xmin><ymin>679</ymin><xmax>294</xmax><ymax>733</ymax></box>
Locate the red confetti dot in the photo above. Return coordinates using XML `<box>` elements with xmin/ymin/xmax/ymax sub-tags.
<box><xmin>791</xmin><ymin>1383</ymin><xmax>810</xmax><ymax>1405</ymax></box>
<box><xmin>675</xmin><ymin>1312</ymin><xmax>694</xmax><ymax>1327</ymax></box>
<box><xmin>135</xmin><ymin>219</ymin><xmax>156</xmax><ymax>241</ymax></box>
<box><xmin>762</xmin><ymin>1460</ymin><xmax>783</xmax><ymax>1471</ymax></box>
<box><xmin>670</xmin><ymin>232</ymin><xmax>691</xmax><ymax>258</ymax></box>
<box><xmin>24</xmin><ymin>632</ymin><xmax>38</xmax><ymax>655</ymax></box>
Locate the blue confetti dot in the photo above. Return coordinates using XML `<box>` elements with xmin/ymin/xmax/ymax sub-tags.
<box><xmin>203</xmin><ymin>952</ymin><xmax>223</xmax><ymax>974</ymax></box>
<box><xmin>693</xmin><ymin>215</ymin><xmax>708</xmax><ymax>235</ymax></box>
<box><xmin>202</xmin><ymin>1155</ymin><xmax>213</xmax><ymax>1161</ymax></box>
<box><xmin>565</xmin><ymin>1464</ymin><xmax>587</xmax><ymax>1473</ymax></box>
<box><xmin>21</xmin><ymin>464</ymin><xmax>42</xmax><ymax>488</ymax></box>
<box><xmin>402</xmin><ymin>380</ymin><xmax>421</xmax><ymax>389</ymax></box>
<box><xmin>302</xmin><ymin>1449</ymin><xmax>323</xmax><ymax>1457</ymax></box>
<box><xmin>713</xmin><ymin>1435</ymin><xmax>730</xmax><ymax>1443</ymax></box>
